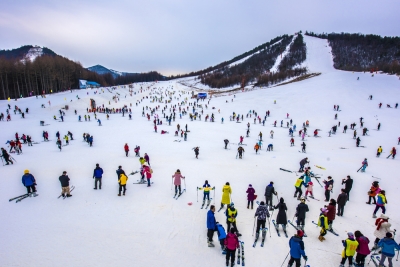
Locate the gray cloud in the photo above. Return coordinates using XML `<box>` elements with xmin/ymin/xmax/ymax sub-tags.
<box><xmin>1</xmin><ymin>0</ymin><xmax>399</xmax><ymax>75</ymax></box>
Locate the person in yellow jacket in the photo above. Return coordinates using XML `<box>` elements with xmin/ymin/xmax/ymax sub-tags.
<box><xmin>118</xmin><ymin>173</ymin><xmax>128</xmax><ymax>196</ymax></box>
<box><xmin>294</xmin><ymin>176</ymin><xmax>304</xmax><ymax>200</ymax></box>
<box><xmin>339</xmin><ymin>232</ymin><xmax>358</xmax><ymax>267</ymax></box>
<box><xmin>220</xmin><ymin>182</ymin><xmax>232</xmax><ymax>211</ymax></box>
<box><xmin>318</xmin><ymin>208</ymin><xmax>329</xmax><ymax>241</ymax></box>
<box><xmin>376</xmin><ymin>146</ymin><xmax>383</xmax><ymax>157</ymax></box>
<box><xmin>225</xmin><ymin>203</ymin><xmax>241</xmax><ymax>236</ymax></box>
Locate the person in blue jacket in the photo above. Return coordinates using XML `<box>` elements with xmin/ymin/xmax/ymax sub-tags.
<box><xmin>22</xmin><ymin>170</ymin><xmax>37</xmax><ymax>195</ymax></box>
<box><xmin>93</xmin><ymin>163</ymin><xmax>104</xmax><ymax>190</ymax></box>
<box><xmin>378</xmin><ymin>232</ymin><xmax>400</xmax><ymax>267</ymax></box>
<box><xmin>288</xmin><ymin>230</ymin><xmax>308</xmax><ymax>267</ymax></box>
<box><xmin>216</xmin><ymin>222</ymin><xmax>227</xmax><ymax>254</ymax></box>
<box><xmin>207</xmin><ymin>205</ymin><xmax>217</xmax><ymax>247</ymax></box>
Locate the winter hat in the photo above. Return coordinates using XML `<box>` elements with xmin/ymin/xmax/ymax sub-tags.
<box><xmin>297</xmin><ymin>230</ymin><xmax>304</xmax><ymax>237</ymax></box>
<box><xmin>321</xmin><ymin>208</ymin><xmax>328</xmax><ymax>213</ymax></box>
<box><xmin>386</xmin><ymin>232</ymin><xmax>393</xmax><ymax>238</ymax></box>
<box><xmin>24</xmin><ymin>170</ymin><xmax>29</xmax><ymax>174</ymax></box>
<box><xmin>380</xmin><ymin>214</ymin><xmax>389</xmax><ymax>220</ymax></box>
<box><xmin>249</xmin><ymin>184</ymin><xmax>252</xmax><ymax>187</ymax></box>
<box><xmin>328</xmin><ymin>176</ymin><xmax>332</xmax><ymax>180</ymax></box>
<box><xmin>308</xmin><ymin>181</ymin><xmax>313</xmax><ymax>185</ymax></box>
<box><xmin>347</xmin><ymin>232</ymin><xmax>354</xmax><ymax>238</ymax></box>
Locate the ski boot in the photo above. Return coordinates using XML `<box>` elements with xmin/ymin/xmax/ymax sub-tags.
<box><xmin>208</xmin><ymin>241</ymin><xmax>215</xmax><ymax>247</ymax></box>
<box><xmin>372</xmin><ymin>213</ymin><xmax>377</xmax><ymax>218</ymax></box>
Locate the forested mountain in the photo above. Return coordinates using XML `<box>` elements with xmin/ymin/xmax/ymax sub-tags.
<box><xmin>198</xmin><ymin>33</ymin><xmax>308</xmax><ymax>88</ymax></box>
<box><xmin>0</xmin><ymin>47</ymin><xmax>165</xmax><ymax>100</ymax></box>
<box><xmin>305</xmin><ymin>32</ymin><xmax>400</xmax><ymax>74</ymax></box>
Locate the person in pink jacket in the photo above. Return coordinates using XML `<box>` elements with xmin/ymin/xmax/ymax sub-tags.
<box><xmin>305</xmin><ymin>181</ymin><xmax>314</xmax><ymax>198</ymax></box>
<box><xmin>143</xmin><ymin>165</ymin><xmax>152</xmax><ymax>187</ymax></box>
<box><xmin>354</xmin><ymin>230</ymin><xmax>370</xmax><ymax>267</ymax></box>
<box><xmin>224</xmin><ymin>228</ymin><xmax>239</xmax><ymax>267</ymax></box>
<box><xmin>172</xmin><ymin>169</ymin><xmax>185</xmax><ymax>195</ymax></box>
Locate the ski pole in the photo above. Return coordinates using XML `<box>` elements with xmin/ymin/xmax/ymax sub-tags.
<box><xmin>184</xmin><ymin>178</ymin><xmax>186</xmax><ymax>191</ymax></box>
<box><xmin>197</xmin><ymin>187</ymin><xmax>198</xmax><ymax>202</ymax></box>
<box><xmin>396</xmin><ymin>249</ymin><xmax>399</xmax><ymax>261</ymax></box>
<box><xmin>214</xmin><ymin>187</ymin><xmax>216</xmax><ymax>205</ymax></box>
<box><xmin>252</xmin><ymin>217</ymin><xmax>256</xmax><ymax>236</ymax></box>
<box><xmin>280</xmin><ymin>252</ymin><xmax>290</xmax><ymax>267</ymax></box>
<box><xmin>171</xmin><ymin>179</ymin><xmax>173</xmax><ymax>190</ymax></box>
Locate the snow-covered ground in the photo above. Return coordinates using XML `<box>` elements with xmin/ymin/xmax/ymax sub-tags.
<box><xmin>1</xmin><ymin>36</ymin><xmax>399</xmax><ymax>267</ymax></box>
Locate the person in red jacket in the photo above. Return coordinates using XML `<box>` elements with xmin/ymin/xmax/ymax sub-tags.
<box><xmin>325</xmin><ymin>199</ymin><xmax>336</xmax><ymax>231</ymax></box>
<box><xmin>389</xmin><ymin>147</ymin><xmax>396</xmax><ymax>159</ymax></box>
<box><xmin>143</xmin><ymin>165</ymin><xmax>152</xmax><ymax>187</ymax></box>
<box><xmin>124</xmin><ymin>143</ymin><xmax>129</xmax><ymax>157</ymax></box>
<box><xmin>224</xmin><ymin>228</ymin><xmax>239</xmax><ymax>267</ymax></box>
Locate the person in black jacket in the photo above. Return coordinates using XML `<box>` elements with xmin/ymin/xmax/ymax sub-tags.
<box><xmin>341</xmin><ymin>175</ymin><xmax>353</xmax><ymax>201</ymax></box>
<box><xmin>1</xmin><ymin>148</ymin><xmax>13</xmax><ymax>165</ymax></box>
<box><xmin>264</xmin><ymin>181</ymin><xmax>277</xmax><ymax>210</ymax></box>
<box><xmin>274</xmin><ymin>198</ymin><xmax>288</xmax><ymax>232</ymax></box>
<box><xmin>295</xmin><ymin>197</ymin><xmax>309</xmax><ymax>231</ymax></box>
<box><xmin>336</xmin><ymin>189</ymin><xmax>348</xmax><ymax>216</ymax></box>
<box><xmin>59</xmin><ymin>171</ymin><xmax>72</xmax><ymax>197</ymax></box>
<box><xmin>116</xmin><ymin>166</ymin><xmax>125</xmax><ymax>179</ymax></box>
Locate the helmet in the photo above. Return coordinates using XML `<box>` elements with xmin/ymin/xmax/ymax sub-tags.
<box><xmin>230</xmin><ymin>202</ymin><xmax>234</xmax><ymax>207</ymax></box>
<box><xmin>24</xmin><ymin>170</ymin><xmax>29</xmax><ymax>174</ymax></box>
<box><xmin>300</xmin><ymin>196</ymin><xmax>305</xmax><ymax>201</ymax></box>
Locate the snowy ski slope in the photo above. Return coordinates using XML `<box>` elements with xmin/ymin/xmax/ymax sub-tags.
<box><xmin>0</xmin><ymin>36</ymin><xmax>399</xmax><ymax>267</ymax></box>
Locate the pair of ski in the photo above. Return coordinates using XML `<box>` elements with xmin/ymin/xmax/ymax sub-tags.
<box><xmin>311</xmin><ymin>221</ymin><xmax>339</xmax><ymax>236</ymax></box>
<box><xmin>133</xmin><ymin>180</ymin><xmax>154</xmax><ymax>185</ymax></box>
<box><xmin>237</xmin><ymin>240</ymin><xmax>245</xmax><ymax>266</ymax></box>
<box><xmin>252</xmin><ymin>228</ymin><xmax>268</xmax><ymax>247</ymax></box>
<box><xmin>173</xmin><ymin>189</ymin><xmax>186</xmax><ymax>200</ymax></box>
<box><xmin>368</xmin><ymin>255</ymin><xmax>384</xmax><ymax>267</ymax></box>
<box><xmin>9</xmin><ymin>192</ymin><xmax>38</xmax><ymax>203</ymax></box>
<box><xmin>57</xmin><ymin>185</ymin><xmax>75</xmax><ymax>199</ymax></box>
<box><xmin>287</xmin><ymin>220</ymin><xmax>307</xmax><ymax>237</ymax></box>
<box><xmin>272</xmin><ymin>220</ymin><xmax>288</xmax><ymax>237</ymax></box>
<box><xmin>200</xmin><ymin>198</ymin><xmax>212</xmax><ymax>209</ymax></box>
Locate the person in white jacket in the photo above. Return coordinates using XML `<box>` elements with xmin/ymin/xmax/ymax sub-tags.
<box><xmin>373</xmin><ymin>214</ymin><xmax>394</xmax><ymax>250</ymax></box>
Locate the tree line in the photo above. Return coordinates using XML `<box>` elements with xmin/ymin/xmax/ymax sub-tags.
<box><xmin>305</xmin><ymin>31</ymin><xmax>400</xmax><ymax>74</ymax></box>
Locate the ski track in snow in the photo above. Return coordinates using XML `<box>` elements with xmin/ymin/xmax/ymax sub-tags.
<box><xmin>0</xmin><ymin>36</ymin><xmax>399</xmax><ymax>267</ymax></box>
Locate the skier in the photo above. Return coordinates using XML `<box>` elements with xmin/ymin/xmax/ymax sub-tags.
<box><xmin>239</xmin><ymin>136</ymin><xmax>244</xmax><ymax>144</ymax></box>
<box><xmin>336</xmin><ymin>189</ymin><xmax>348</xmax><ymax>216</ymax></box>
<box><xmin>144</xmin><ymin>153</ymin><xmax>150</xmax><ymax>165</ymax></box>
<box><xmin>341</xmin><ymin>175</ymin><xmax>353</xmax><ymax>201</ymax></box>
<box><xmin>377</xmin><ymin>122</ymin><xmax>381</xmax><ymax>130</ymax></box>
<box><xmin>216</xmin><ymin>222</ymin><xmax>227</xmax><ymax>254</ymax></box>
<box><xmin>22</xmin><ymin>170</ymin><xmax>37</xmax><ymax>195</ymax></box>
<box><xmin>264</xmin><ymin>181</ymin><xmax>277</xmax><ymax>210</ymax></box>
<box><xmin>372</xmin><ymin>190</ymin><xmax>387</xmax><ymax>218</ymax></box>
<box><xmin>59</xmin><ymin>171</ymin><xmax>72</xmax><ymax>197</ymax></box>
<box><xmin>299</xmin><ymin>157</ymin><xmax>308</xmax><ymax>172</ymax></box>
<box><xmin>323</xmin><ymin>176</ymin><xmax>334</xmax><ymax>202</ymax></box>
<box><xmin>97</xmin><ymin>118</ymin><xmax>101</xmax><ymax>125</ymax></box>
<box><xmin>295</xmin><ymin>197</ymin><xmax>309</xmax><ymax>231</ymax></box>
<box><xmin>118</xmin><ymin>171</ymin><xmax>128</xmax><ymax>196</ymax></box>
<box><xmin>288</xmin><ymin>230</ymin><xmax>307</xmax><ymax>267</ymax></box>
<box><xmin>267</xmin><ymin>143</ymin><xmax>273</xmax><ymax>151</ymax></box>
<box><xmin>367</xmin><ymin>181</ymin><xmax>380</xmax><ymax>204</ymax></box>
<box><xmin>254</xmin><ymin>143</ymin><xmax>260</xmax><ymax>154</ymax></box>
<box><xmin>305</xmin><ymin>181</ymin><xmax>314</xmax><ymax>199</ymax></box>
<box><xmin>361</xmin><ymin>158</ymin><xmax>368</xmax><ymax>172</ymax></box>
<box><xmin>389</xmin><ymin>147</ymin><xmax>396</xmax><ymax>159</ymax></box>
<box><xmin>354</xmin><ymin>231</ymin><xmax>370</xmax><ymax>267</ymax></box>
<box><xmin>194</xmin><ymin>147</ymin><xmax>199</xmax><ymax>159</ymax></box>
<box><xmin>172</xmin><ymin>169</ymin><xmax>185</xmax><ymax>195</ymax></box>
<box><xmin>258</xmin><ymin>131</ymin><xmax>263</xmax><ymax>141</ymax></box>
<box><xmin>237</xmin><ymin>146</ymin><xmax>245</xmax><ymax>159</ymax></box>
<box><xmin>326</xmin><ymin>199</ymin><xmax>337</xmax><ymax>231</ymax></box>
<box><xmin>225</xmin><ymin>203</ymin><xmax>240</xmax><ymax>236</ymax></box>
<box><xmin>246</xmin><ymin>129</ymin><xmax>250</xmax><ymax>137</ymax></box>
<box><xmin>224</xmin><ymin>228</ymin><xmax>239</xmax><ymax>267</ymax></box>
<box><xmin>246</xmin><ymin>184</ymin><xmax>255</xmax><ymax>209</ymax></box>
<box><xmin>93</xmin><ymin>163</ymin><xmax>103</xmax><ymax>190</ymax></box>
<box><xmin>270</xmin><ymin>130</ymin><xmax>274</xmax><ymax>139</ymax></box>
<box><xmin>254</xmin><ymin>201</ymin><xmax>270</xmax><ymax>240</ymax></box>
<box><xmin>56</xmin><ymin>139</ymin><xmax>62</xmax><ymax>151</ymax></box>
<box><xmin>372</xmin><ymin>214</ymin><xmax>394</xmax><ymax>251</ymax></box>
<box><xmin>301</xmin><ymin>142</ymin><xmax>306</xmax><ymax>153</ymax></box>
<box><xmin>317</xmin><ymin>208</ymin><xmax>329</xmax><ymax>241</ymax></box>
<box><xmin>143</xmin><ymin>164</ymin><xmax>152</xmax><ymax>187</ymax></box>
<box><xmin>134</xmin><ymin>146</ymin><xmax>140</xmax><ymax>157</ymax></box>
<box><xmin>124</xmin><ymin>143</ymin><xmax>129</xmax><ymax>157</ymax></box>
<box><xmin>376</xmin><ymin>146</ymin><xmax>382</xmax><ymax>157</ymax></box>
<box><xmin>313</xmin><ymin>129</ymin><xmax>318</xmax><ymax>136</ymax></box>
<box><xmin>377</xmin><ymin>232</ymin><xmax>400</xmax><ymax>267</ymax></box>
<box><xmin>343</xmin><ymin>125</ymin><xmax>347</xmax><ymax>133</ymax></box>
<box><xmin>224</xmin><ymin>139</ymin><xmax>229</xmax><ymax>149</ymax></box>
<box><xmin>356</xmin><ymin>137</ymin><xmax>361</xmax><ymax>147</ymax></box>
<box><xmin>290</xmin><ymin>138</ymin><xmax>294</xmax><ymax>146</ymax></box>
<box><xmin>293</xmin><ymin>176</ymin><xmax>304</xmax><ymax>200</ymax></box>
<box><xmin>1</xmin><ymin>147</ymin><xmax>14</xmax><ymax>165</ymax></box>
<box><xmin>339</xmin><ymin>232</ymin><xmax>358</xmax><ymax>267</ymax></box>
<box><xmin>207</xmin><ymin>205</ymin><xmax>217</xmax><ymax>247</ymax></box>
<box><xmin>273</xmin><ymin>197</ymin><xmax>288</xmax><ymax>233</ymax></box>
<box><xmin>220</xmin><ymin>182</ymin><xmax>232</xmax><ymax>210</ymax></box>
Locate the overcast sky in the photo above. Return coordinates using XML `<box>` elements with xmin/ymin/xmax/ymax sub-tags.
<box><xmin>1</xmin><ymin>0</ymin><xmax>399</xmax><ymax>75</ymax></box>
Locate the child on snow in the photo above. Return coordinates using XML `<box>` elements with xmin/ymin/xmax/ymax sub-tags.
<box><xmin>377</xmin><ymin>232</ymin><xmax>400</xmax><ymax>267</ymax></box>
<box><xmin>339</xmin><ymin>232</ymin><xmax>358</xmax><ymax>267</ymax></box>
<box><xmin>305</xmin><ymin>181</ymin><xmax>313</xmax><ymax>198</ymax></box>
<box><xmin>216</xmin><ymin>223</ymin><xmax>227</xmax><ymax>254</ymax></box>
